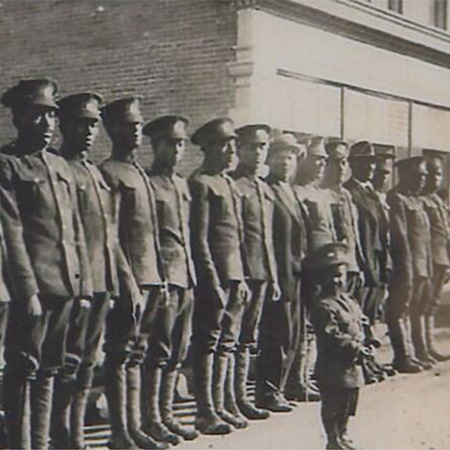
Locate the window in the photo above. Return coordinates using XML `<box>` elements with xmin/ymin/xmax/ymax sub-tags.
<box><xmin>388</xmin><ymin>0</ymin><xmax>403</xmax><ymax>14</ymax></box>
<box><xmin>434</xmin><ymin>0</ymin><xmax>447</xmax><ymax>29</ymax></box>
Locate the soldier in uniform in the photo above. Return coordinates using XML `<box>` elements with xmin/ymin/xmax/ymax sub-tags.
<box><xmin>287</xmin><ymin>136</ymin><xmax>335</xmax><ymax>402</ymax></box>
<box><xmin>189</xmin><ymin>118</ymin><xmax>250</xmax><ymax>434</ymax></box>
<box><xmin>421</xmin><ymin>156</ymin><xmax>450</xmax><ymax>361</ymax></box>
<box><xmin>322</xmin><ymin>141</ymin><xmax>364</xmax><ymax>298</ymax></box>
<box><xmin>232</xmin><ymin>124</ymin><xmax>279</xmax><ymax>420</ymax></box>
<box><xmin>372</xmin><ymin>147</ymin><xmax>395</xmax><ymax>319</ymax></box>
<box><xmin>308</xmin><ymin>242</ymin><xmax>367</xmax><ymax>450</ymax></box>
<box><xmin>99</xmin><ymin>97</ymin><xmax>168</xmax><ymax>449</ymax></box>
<box><xmin>142</xmin><ymin>115</ymin><xmax>198</xmax><ymax>443</ymax></box>
<box><xmin>387</xmin><ymin>156</ymin><xmax>431</xmax><ymax>373</ymax></box>
<box><xmin>0</xmin><ymin>79</ymin><xmax>92</xmax><ymax>449</ymax></box>
<box><xmin>51</xmin><ymin>93</ymin><xmax>137</xmax><ymax>448</ymax></box>
<box><xmin>255</xmin><ymin>134</ymin><xmax>307</xmax><ymax>412</ymax></box>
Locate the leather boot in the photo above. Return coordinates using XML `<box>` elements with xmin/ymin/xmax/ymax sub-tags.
<box><xmin>388</xmin><ymin>317</ymin><xmax>422</xmax><ymax>374</ymax></box>
<box><xmin>3</xmin><ymin>370</ymin><xmax>31</xmax><ymax>449</ymax></box>
<box><xmin>30</xmin><ymin>374</ymin><xmax>54</xmax><ymax>450</ymax></box>
<box><xmin>140</xmin><ymin>363</ymin><xmax>179</xmax><ymax>445</ymax></box>
<box><xmin>126</xmin><ymin>364</ymin><xmax>168</xmax><ymax>449</ymax></box>
<box><xmin>235</xmin><ymin>349</ymin><xmax>269</xmax><ymax>420</ymax></box>
<box><xmin>425</xmin><ymin>315</ymin><xmax>450</xmax><ymax>361</ymax></box>
<box><xmin>70</xmin><ymin>365</ymin><xmax>94</xmax><ymax>449</ymax></box>
<box><xmin>410</xmin><ymin>314</ymin><xmax>434</xmax><ymax>367</ymax></box>
<box><xmin>160</xmin><ymin>369</ymin><xmax>198</xmax><ymax>441</ymax></box>
<box><xmin>194</xmin><ymin>352</ymin><xmax>232</xmax><ymax>435</ymax></box>
<box><xmin>224</xmin><ymin>353</ymin><xmax>248</xmax><ymax>428</ymax></box>
<box><xmin>103</xmin><ymin>358</ymin><xmax>137</xmax><ymax>449</ymax></box>
<box><xmin>51</xmin><ymin>375</ymin><xmax>74</xmax><ymax>449</ymax></box>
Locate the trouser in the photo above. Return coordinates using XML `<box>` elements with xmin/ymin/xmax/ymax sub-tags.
<box><xmin>427</xmin><ymin>264</ymin><xmax>447</xmax><ymax>317</ymax></box>
<box><xmin>145</xmin><ymin>286</ymin><xmax>194</xmax><ymax>370</ymax></box>
<box><xmin>237</xmin><ymin>280</ymin><xmax>268</xmax><ymax>350</ymax></box>
<box><xmin>361</xmin><ymin>286</ymin><xmax>385</xmax><ymax>325</ymax></box>
<box><xmin>319</xmin><ymin>384</ymin><xmax>359</xmax><ymax>444</ymax></box>
<box><xmin>52</xmin><ymin>292</ymin><xmax>111</xmax><ymax>446</ymax></box>
<box><xmin>346</xmin><ymin>272</ymin><xmax>363</xmax><ymax>301</ymax></box>
<box><xmin>192</xmin><ymin>281</ymin><xmax>246</xmax><ymax>356</ymax></box>
<box><xmin>256</xmin><ymin>279</ymin><xmax>301</xmax><ymax>398</ymax></box>
<box><xmin>4</xmin><ymin>295</ymin><xmax>73</xmax><ymax>449</ymax></box>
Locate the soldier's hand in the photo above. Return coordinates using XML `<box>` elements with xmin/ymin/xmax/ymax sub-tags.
<box><xmin>132</xmin><ymin>289</ymin><xmax>146</xmax><ymax>313</ymax></box>
<box><xmin>271</xmin><ymin>282</ymin><xmax>282</xmax><ymax>302</ymax></box>
<box><xmin>238</xmin><ymin>281</ymin><xmax>251</xmax><ymax>304</ymax></box>
<box><xmin>160</xmin><ymin>282</ymin><xmax>170</xmax><ymax>307</ymax></box>
<box><xmin>26</xmin><ymin>294</ymin><xmax>42</xmax><ymax>317</ymax></box>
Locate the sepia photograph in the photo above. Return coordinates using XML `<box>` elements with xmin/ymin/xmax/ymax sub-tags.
<box><xmin>0</xmin><ymin>0</ymin><xmax>449</xmax><ymax>449</ymax></box>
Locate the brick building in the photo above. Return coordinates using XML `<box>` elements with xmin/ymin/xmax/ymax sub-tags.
<box><xmin>1</xmin><ymin>0</ymin><xmax>450</xmax><ymax>183</ymax></box>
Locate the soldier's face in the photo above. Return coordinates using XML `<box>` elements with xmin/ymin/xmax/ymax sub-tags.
<box><xmin>155</xmin><ymin>137</ymin><xmax>186</xmax><ymax>167</ymax></box>
<box><xmin>412</xmin><ymin>161</ymin><xmax>428</xmax><ymax>193</ymax></box>
<box><xmin>239</xmin><ymin>140</ymin><xmax>269</xmax><ymax>173</ymax></box>
<box><xmin>269</xmin><ymin>150</ymin><xmax>297</xmax><ymax>182</ymax></box>
<box><xmin>350</xmin><ymin>158</ymin><xmax>375</xmax><ymax>182</ymax></box>
<box><xmin>61</xmin><ymin>117</ymin><xmax>99</xmax><ymax>152</ymax></box>
<box><xmin>16</xmin><ymin>105</ymin><xmax>57</xmax><ymax>148</ymax></box>
<box><xmin>325</xmin><ymin>156</ymin><xmax>348</xmax><ymax>185</ymax></box>
<box><xmin>426</xmin><ymin>160</ymin><xmax>444</xmax><ymax>192</ymax></box>
<box><xmin>321</xmin><ymin>263</ymin><xmax>347</xmax><ymax>296</ymax></box>
<box><xmin>211</xmin><ymin>138</ymin><xmax>237</xmax><ymax>171</ymax></box>
<box><xmin>373</xmin><ymin>159</ymin><xmax>393</xmax><ymax>191</ymax></box>
<box><xmin>108</xmin><ymin>121</ymin><xmax>143</xmax><ymax>149</ymax></box>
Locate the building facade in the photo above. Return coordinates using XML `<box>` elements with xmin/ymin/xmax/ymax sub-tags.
<box><xmin>1</xmin><ymin>0</ymin><xmax>450</xmax><ymax>186</ymax></box>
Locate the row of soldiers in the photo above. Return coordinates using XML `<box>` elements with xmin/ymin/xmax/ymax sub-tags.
<box><xmin>0</xmin><ymin>78</ymin><xmax>447</xmax><ymax>450</ymax></box>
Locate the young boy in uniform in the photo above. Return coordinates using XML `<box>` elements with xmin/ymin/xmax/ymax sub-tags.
<box><xmin>307</xmin><ymin>242</ymin><xmax>370</xmax><ymax>450</ymax></box>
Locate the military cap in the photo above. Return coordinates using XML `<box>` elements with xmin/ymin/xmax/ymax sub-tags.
<box><xmin>349</xmin><ymin>141</ymin><xmax>376</xmax><ymax>160</ymax></box>
<box><xmin>304</xmin><ymin>241</ymin><xmax>349</xmax><ymax>270</ymax></box>
<box><xmin>236</xmin><ymin>124</ymin><xmax>271</xmax><ymax>145</ymax></box>
<box><xmin>1</xmin><ymin>78</ymin><xmax>59</xmax><ymax>110</ymax></box>
<box><xmin>325</xmin><ymin>141</ymin><xmax>349</xmax><ymax>160</ymax></box>
<box><xmin>58</xmin><ymin>92</ymin><xmax>103</xmax><ymax>121</ymax></box>
<box><xmin>143</xmin><ymin>115</ymin><xmax>189</xmax><ymax>141</ymax></box>
<box><xmin>102</xmin><ymin>96</ymin><xmax>143</xmax><ymax>124</ymax></box>
<box><xmin>307</xmin><ymin>136</ymin><xmax>327</xmax><ymax>158</ymax></box>
<box><xmin>191</xmin><ymin>117</ymin><xmax>237</xmax><ymax>148</ymax></box>
<box><xmin>395</xmin><ymin>156</ymin><xmax>426</xmax><ymax>171</ymax></box>
<box><xmin>268</xmin><ymin>133</ymin><xmax>305</xmax><ymax>159</ymax></box>
<box><xmin>375</xmin><ymin>146</ymin><xmax>396</xmax><ymax>160</ymax></box>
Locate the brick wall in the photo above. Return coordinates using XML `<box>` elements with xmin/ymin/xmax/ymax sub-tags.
<box><xmin>0</xmin><ymin>0</ymin><xmax>238</xmax><ymax>175</ymax></box>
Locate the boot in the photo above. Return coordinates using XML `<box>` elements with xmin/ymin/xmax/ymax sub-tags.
<box><xmin>70</xmin><ymin>365</ymin><xmax>95</xmax><ymax>449</ymax></box>
<box><xmin>30</xmin><ymin>374</ymin><xmax>54</xmax><ymax>450</ymax></box>
<box><xmin>410</xmin><ymin>314</ymin><xmax>434</xmax><ymax>366</ymax></box>
<box><xmin>224</xmin><ymin>354</ymin><xmax>248</xmax><ymax>428</ymax></box>
<box><xmin>3</xmin><ymin>370</ymin><xmax>31</xmax><ymax>449</ymax></box>
<box><xmin>103</xmin><ymin>358</ymin><xmax>137</xmax><ymax>449</ymax></box>
<box><xmin>235</xmin><ymin>349</ymin><xmax>269</xmax><ymax>420</ymax></box>
<box><xmin>160</xmin><ymin>369</ymin><xmax>198</xmax><ymax>441</ymax></box>
<box><xmin>126</xmin><ymin>364</ymin><xmax>169</xmax><ymax>449</ymax></box>
<box><xmin>425</xmin><ymin>315</ymin><xmax>450</xmax><ymax>361</ymax></box>
<box><xmin>140</xmin><ymin>364</ymin><xmax>179</xmax><ymax>445</ymax></box>
<box><xmin>213</xmin><ymin>353</ymin><xmax>244</xmax><ymax>429</ymax></box>
<box><xmin>50</xmin><ymin>375</ymin><xmax>74</xmax><ymax>449</ymax></box>
<box><xmin>194</xmin><ymin>352</ymin><xmax>232</xmax><ymax>435</ymax></box>
<box><xmin>387</xmin><ymin>318</ymin><xmax>422</xmax><ymax>374</ymax></box>
<box><xmin>338</xmin><ymin>412</ymin><xmax>357</xmax><ymax>450</ymax></box>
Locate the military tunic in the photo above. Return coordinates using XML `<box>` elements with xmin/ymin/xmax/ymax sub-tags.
<box><xmin>189</xmin><ymin>169</ymin><xmax>246</xmax><ymax>354</ymax></box>
<box><xmin>100</xmin><ymin>159</ymin><xmax>165</xmax><ymax>364</ymax></box>
<box><xmin>0</xmin><ymin>147</ymin><xmax>92</xmax><ymax>375</ymax></box>
<box><xmin>422</xmin><ymin>193</ymin><xmax>450</xmax><ymax>315</ymax></box>
<box><xmin>147</xmin><ymin>166</ymin><xmax>196</xmax><ymax>369</ymax></box>
<box><xmin>234</xmin><ymin>172</ymin><xmax>278</xmax><ymax>350</ymax></box>
<box><xmin>387</xmin><ymin>187</ymin><xmax>432</xmax><ymax>320</ymax></box>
